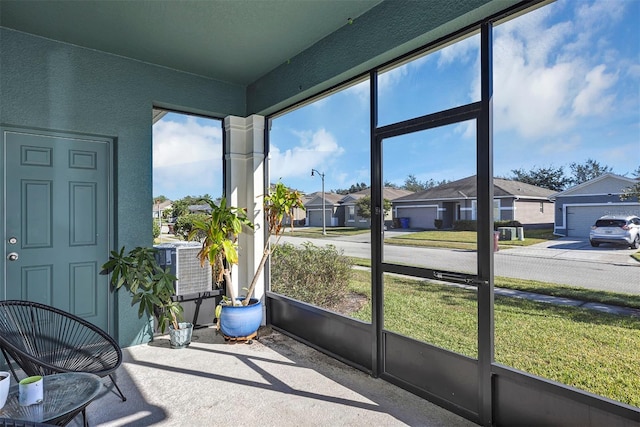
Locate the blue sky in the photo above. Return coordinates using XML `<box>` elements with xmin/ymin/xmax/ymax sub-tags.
<box><xmin>154</xmin><ymin>0</ymin><xmax>639</xmax><ymax>200</ymax></box>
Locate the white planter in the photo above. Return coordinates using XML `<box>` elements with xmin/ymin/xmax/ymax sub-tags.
<box><xmin>169</xmin><ymin>322</ymin><xmax>193</xmax><ymax>349</ymax></box>
<box><xmin>0</xmin><ymin>371</ymin><xmax>10</xmax><ymax>409</ymax></box>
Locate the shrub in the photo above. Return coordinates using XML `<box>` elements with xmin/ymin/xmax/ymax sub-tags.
<box><xmin>271</xmin><ymin>242</ymin><xmax>352</xmax><ymax>309</ymax></box>
<box><xmin>453</xmin><ymin>220</ymin><xmax>477</xmax><ymax>231</ymax></box>
<box><xmin>434</xmin><ymin>219</ymin><xmax>443</xmax><ymax>229</ymax></box>
<box><xmin>173</xmin><ymin>213</ymin><xmax>209</xmax><ymax>240</ymax></box>
<box><xmin>152</xmin><ymin>221</ymin><xmax>161</xmax><ymax>238</ymax></box>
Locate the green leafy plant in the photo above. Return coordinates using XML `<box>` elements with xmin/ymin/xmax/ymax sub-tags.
<box><xmin>189</xmin><ymin>198</ymin><xmax>254</xmax><ymax>306</ymax></box>
<box><xmin>245</xmin><ymin>181</ymin><xmax>306</xmax><ymax>302</ymax></box>
<box><xmin>153</xmin><ymin>221</ymin><xmax>161</xmax><ymax>239</ymax></box>
<box><xmin>189</xmin><ymin>181</ymin><xmax>305</xmax><ymax>307</ymax></box>
<box><xmin>174</xmin><ymin>213</ymin><xmax>209</xmax><ymax>240</ymax></box>
<box><xmin>102</xmin><ymin>246</ymin><xmax>183</xmax><ymax>333</ymax></box>
<box><xmin>354</xmin><ymin>195</ymin><xmax>391</xmax><ymax>219</ymax></box>
<box><xmin>271</xmin><ymin>242</ymin><xmax>352</xmax><ymax>308</ymax></box>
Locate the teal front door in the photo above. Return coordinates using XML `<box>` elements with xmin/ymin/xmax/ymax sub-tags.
<box><xmin>3</xmin><ymin>129</ymin><xmax>111</xmax><ymax>331</ymax></box>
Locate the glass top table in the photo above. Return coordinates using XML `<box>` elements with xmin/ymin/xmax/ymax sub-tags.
<box><xmin>0</xmin><ymin>372</ymin><xmax>102</xmax><ymax>426</ymax></box>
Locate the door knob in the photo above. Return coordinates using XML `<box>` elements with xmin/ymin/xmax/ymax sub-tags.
<box><xmin>7</xmin><ymin>252</ymin><xmax>19</xmax><ymax>261</ymax></box>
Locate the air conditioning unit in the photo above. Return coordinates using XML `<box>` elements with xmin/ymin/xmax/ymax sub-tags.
<box><xmin>154</xmin><ymin>242</ymin><xmax>212</xmax><ymax>296</ymax></box>
<box><xmin>497</xmin><ymin>227</ymin><xmax>517</xmax><ymax>241</ymax></box>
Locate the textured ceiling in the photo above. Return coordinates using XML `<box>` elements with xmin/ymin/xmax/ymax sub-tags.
<box><xmin>0</xmin><ymin>0</ymin><xmax>382</xmax><ymax>86</ymax></box>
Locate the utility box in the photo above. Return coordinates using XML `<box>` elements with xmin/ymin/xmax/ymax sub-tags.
<box><xmin>497</xmin><ymin>227</ymin><xmax>517</xmax><ymax>241</ymax></box>
<box><xmin>154</xmin><ymin>242</ymin><xmax>211</xmax><ymax>296</ymax></box>
<box><xmin>154</xmin><ymin>242</ymin><xmax>220</xmax><ymax>330</ymax></box>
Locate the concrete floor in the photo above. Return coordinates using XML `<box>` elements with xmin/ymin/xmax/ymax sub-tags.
<box><xmin>75</xmin><ymin>327</ymin><xmax>476</xmax><ymax>427</ymax></box>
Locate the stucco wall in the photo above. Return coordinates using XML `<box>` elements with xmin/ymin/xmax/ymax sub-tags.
<box><xmin>514</xmin><ymin>200</ymin><xmax>554</xmax><ymax>227</ymax></box>
<box><xmin>0</xmin><ymin>28</ymin><xmax>245</xmax><ymax>346</ymax></box>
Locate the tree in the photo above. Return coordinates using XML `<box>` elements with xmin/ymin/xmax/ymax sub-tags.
<box><xmin>620</xmin><ymin>166</ymin><xmax>640</xmax><ymax>201</ymax></box>
<box><xmin>403</xmin><ymin>174</ymin><xmax>426</xmax><ymax>192</ymax></box>
<box><xmin>333</xmin><ymin>182</ymin><xmax>369</xmax><ymax>195</ymax></box>
<box><xmin>355</xmin><ymin>196</ymin><xmax>391</xmax><ymax>219</ymax></box>
<box><xmin>620</xmin><ymin>182</ymin><xmax>640</xmax><ymax>201</ymax></box>
<box><xmin>171</xmin><ymin>194</ymin><xmax>213</xmax><ymax>218</ymax></box>
<box><xmin>153</xmin><ymin>195</ymin><xmax>168</xmax><ymax>204</ymax></box>
<box><xmin>173</xmin><ymin>213</ymin><xmax>209</xmax><ymax>240</ymax></box>
<box><xmin>402</xmin><ymin>175</ymin><xmax>448</xmax><ymax>192</ymax></box>
<box><xmin>510</xmin><ymin>165</ymin><xmax>571</xmax><ymax>192</ymax></box>
<box><xmin>569</xmin><ymin>159</ymin><xmax>613</xmax><ymax>185</ymax></box>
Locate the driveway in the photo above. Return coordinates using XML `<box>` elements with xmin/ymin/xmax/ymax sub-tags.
<box><xmin>502</xmin><ymin>237</ymin><xmax>639</xmax><ymax>265</ymax></box>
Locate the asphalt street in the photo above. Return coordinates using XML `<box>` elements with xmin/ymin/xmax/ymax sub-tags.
<box><xmin>279</xmin><ymin>232</ymin><xmax>640</xmax><ymax>295</ymax></box>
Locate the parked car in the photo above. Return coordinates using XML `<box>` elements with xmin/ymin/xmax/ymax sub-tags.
<box><xmin>589</xmin><ymin>215</ymin><xmax>640</xmax><ymax>249</ymax></box>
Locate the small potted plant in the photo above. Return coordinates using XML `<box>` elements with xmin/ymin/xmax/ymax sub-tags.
<box><xmin>189</xmin><ymin>181</ymin><xmax>305</xmax><ymax>340</ymax></box>
<box><xmin>102</xmin><ymin>246</ymin><xmax>193</xmax><ymax>348</ymax></box>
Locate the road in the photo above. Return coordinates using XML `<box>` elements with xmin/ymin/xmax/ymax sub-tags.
<box><xmin>279</xmin><ymin>234</ymin><xmax>640</xmax><ymax>295</ymax></box>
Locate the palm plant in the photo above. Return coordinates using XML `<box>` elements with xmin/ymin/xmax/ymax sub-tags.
<box><xmin>189</xmin><ymin>181</ymin><xmax>305</xmax><ymax>307</ymax></box>
<box><xmin>189</xmin><ymin>198</ymin><xmax>254</xmax><ymax>306</ymax></box>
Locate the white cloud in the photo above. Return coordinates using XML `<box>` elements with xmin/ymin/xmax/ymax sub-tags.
<box><xmin>572</xmin><ymin>65</ymin><xmax>618</xmax><ymax>116</ymax></box>
<box><xmin>343</xmin><ymin>79</ymin><xmax>370</xmax><ymax>103</ymax></box>
<box><xmin>269</xmin><ymin>128</ymin><xmax>344</xmax><ymax>179</ymax></box>
<box><xmin>152</xmin><ymin>116</ymin><xmax>223</xmax><ymax>199</ymax></box>
<box><xmin>437</xmin><ymin>34</ymin><xmax>478</xmax><ymax>68</ymax></box>
<box><xmin>153</xmin><ymin>116</ymin><xmax>222</xmax><ymax>167</ymax></box>
<box><xmin>539</xmin><ymin>135</ymin><xmax>581</xmax><ymax>155</ymax></box>
<box><xmin>492</xmin><ymin>0</ymin><xmax>628</xmax><ymax>140</ymax></box>
<box><xmin>576</xmin><ymin>0</ymin><xmax>625</xmax><ymax>30</ymax></box>
<box><xmin>378</xmin><ymin>64</ymin><xmax>409</xmax><ymax>93</ymax></box>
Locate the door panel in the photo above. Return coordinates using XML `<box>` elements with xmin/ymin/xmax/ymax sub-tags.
<box><xmin>4</xmin><ymin>130</ymin><xmax>111</xmax><ymax>331</ymax></box>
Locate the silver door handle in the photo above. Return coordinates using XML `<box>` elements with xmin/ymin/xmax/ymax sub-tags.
<box><xmin>7</xmin><ymin>252</ymin><xmax>19</xmax><ymax>261</ymax></box>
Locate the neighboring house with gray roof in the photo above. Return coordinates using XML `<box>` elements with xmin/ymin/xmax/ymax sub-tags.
<box><xmin>304</xmin><ymin>192</ymin><xmax>345</xmax><ymax>227</ymax></box>
<box><xmin>550</xmin><ymin>173</ymin><xmax>640</xmax><ymax>238</ymax></box>
<box><xmin>188</xmin><ymin>204</ymin><xmax>211</xmax><ymax>214</ymax></box>
<box><xmin>340</xmin><ymin>187</ymin><xmax>414</xmax><ymax>228</ymax></box>
<box><xmin>391</xmin><ymin>175</ymin><xmax>555</xmax><ymax>230</ymax></box>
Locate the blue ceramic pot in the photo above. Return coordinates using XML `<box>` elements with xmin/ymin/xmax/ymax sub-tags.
<box><xmin>219</xmin><ymin>298</ymin><xmax>262</xmax><ymax>338</ymax></box>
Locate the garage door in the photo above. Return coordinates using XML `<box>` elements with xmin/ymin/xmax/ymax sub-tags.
<box><xmin>308</xmin><ymin>210</ymin><xmax>322</xmax><ymax>227</ymax></box>
<box><xmin>396</xmin><ymin>206</ymin><xmax>438</xmax><ymax>229</ymax></box>
<box><xmin>567</xmin><ymin>205</ymin><xmax>640</xmax><ymax>237</ymax></box>
<box><xmin>307</xmin><ymin>209</ymin><xmax>332</xmax><ymax>227</ymax></box>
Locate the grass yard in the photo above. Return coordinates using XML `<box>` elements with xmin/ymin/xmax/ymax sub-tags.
<box><xmin>348</xmin><ymin>257</ymin><xmax>640</xmax><ymax>310</ymax></box>
<box><xmin>286</xmin><ymin>227</ymin><xmax>369</xmax><ymax>239</ymax></box>
<box><xmin>345</xmin><ymin>269</ymin><xmax>640</xmax><ymax>407</ymax></box>
<box><xmin>384</xmin><ymin>229</ymin><xmax>557</xmax><ymax>249</ymax></box>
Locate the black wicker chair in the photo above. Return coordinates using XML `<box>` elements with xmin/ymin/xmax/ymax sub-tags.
<box><xmin>0</xmin><ymin>301</ymin><xmax>126</xmax><ymax>405</ymax></box>
<box><xmin>0</xmin><ymin>418</ymin><xmax>56</xmax><ymax>427</ymax></box>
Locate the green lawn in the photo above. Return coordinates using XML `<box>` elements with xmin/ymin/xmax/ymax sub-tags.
<box><xmin>348</xmin><ymin>257</ymin><xmax>640</xmax><ymax>309</ymax></box>
<box><xmin>286</xmin><ymin>227</ymin><xmax>370</xmax><ymax>238</ymax></box>
<box><xmin>384</xmin><ymin>229</ymin><xmax>558</xmax><ymax>249</ymax></box>
<box><xmin>345</xmin><ymin>269</ymin><xmax>640</xmax><ymax>407</ymax></box>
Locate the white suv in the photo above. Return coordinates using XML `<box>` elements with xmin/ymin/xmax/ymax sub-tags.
<box><xmin>589</xmin><ymin>215</ymin><xmax>640</xmax><ymax>249</ymax></box>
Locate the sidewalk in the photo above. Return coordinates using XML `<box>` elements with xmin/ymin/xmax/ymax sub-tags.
<box><xmin>493</xmin><ymin>287</ymin><xmax>640</xmax><ymax>317</ymax></box>
<box><xmin>353</xmin><ymin>266</ymin><xmax>640</xmax><ymax>318</ymax></box>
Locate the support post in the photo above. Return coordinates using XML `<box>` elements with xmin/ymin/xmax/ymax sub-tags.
<box><xmin>223</xmin><ymin>115</ymin><xmax>266</xmax><ymax>303</ymax></box>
